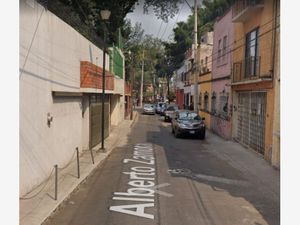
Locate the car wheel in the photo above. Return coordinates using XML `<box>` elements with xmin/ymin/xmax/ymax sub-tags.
<box><xmin>174</xmin><ymin>129</ymin><xmax>180</xmax><ymax>138</ymax></box>
<box><xmin>199</xmin><ymin>130</ymin><xmax>206</xmax><ymax>140</ymax></box>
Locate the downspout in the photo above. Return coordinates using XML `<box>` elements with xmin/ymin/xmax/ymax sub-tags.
<box><xmin>271</xmin><ymin>0</ymin><xmax>278</xmax><ymax>80</ymax></box>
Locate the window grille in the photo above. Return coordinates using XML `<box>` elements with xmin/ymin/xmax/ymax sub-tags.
<box><xmin>199</xmin><ymin>92</ymin><xmax>202</xmax><ymax>107</ymax></box>
<box><xmin>211</xmin><ymin>92</ymin><xmax>217</xmax><ymax>114</ymax></box>
<box><xmin>219</xmin><ymin>92</ymin><xmax>229</xmax><ymax>117</ymax></box>
<box><xmin>204</xmin><ymin>92</ymin><xmax>209</xmax><ymax>111</ymax></box>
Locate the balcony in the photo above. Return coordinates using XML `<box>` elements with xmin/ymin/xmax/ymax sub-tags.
<box><xmin>232</xmin><ymin>0</ymin><xmax>264</xmax><ymax>23</ymax></box>
<box><xmin>232</xmin><ymin>56</ymin><xmax>263</xmax><ymax>83</ymax></box>
<box><xmin>80</xmin><ymin>61</ymin><xmax>114</xmax><ymax>91</ymax></box>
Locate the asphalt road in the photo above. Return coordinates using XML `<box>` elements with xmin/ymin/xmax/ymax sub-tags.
<box><xmin>43</xmin><ymin>111</ymin><xmax>279</xmax><ymax>225</ymax></box>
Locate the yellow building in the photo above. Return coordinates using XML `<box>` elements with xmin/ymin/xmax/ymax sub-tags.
<box><xmin>199</xmin><ymin>72</ymin><xmax>212</xmax><ymax>129</ymax></box>
<box><xmin>196</xmin><ymin>33</ymin><xmax>213</xmax><ymax>129</ymax></box>
<box><xmin>231</xmin><ymin>0</ymin><xmax>280</xmax><ymax>166</ymax></box>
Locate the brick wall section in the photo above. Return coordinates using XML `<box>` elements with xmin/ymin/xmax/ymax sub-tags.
<box><xmin>80</xmin><ymin>61</ymin><xmax>114</xmax><ymax>90</ymax></box>
<box><xmin>125</xmin><ymin>82</ymin><xmax>132</xmax><ymax>96</ymax></box>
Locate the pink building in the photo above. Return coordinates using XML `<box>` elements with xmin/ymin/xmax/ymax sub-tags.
<box><xmin>211</xmin><ymin>8</ymin><xmax>234</xmax><ymax>140</ymax></box>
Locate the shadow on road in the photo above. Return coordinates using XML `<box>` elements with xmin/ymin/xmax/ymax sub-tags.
<box><xmin>141</xmin><ymin>112</ymin><xmax>279</xmax><ymax>225</ymax></box>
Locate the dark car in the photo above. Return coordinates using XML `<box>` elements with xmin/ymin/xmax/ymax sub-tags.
<box><xmin>160</xmin><ymin>103</ymin><xmax>168</xmax><ymax>116</ymax></box>
<box><xmin>155</xmin><ymin>102</ymin><xmax>166</xmax><ymax>114</ymax></box>
<box><xmin>171</xmin><ymin>110</ymin><xmax>206</xmax><ymax>139</ymax></box>
<box><xmin>164</xmin><ymin>104</ymin><xmax>179</xmax><ymax>122</ymax></box>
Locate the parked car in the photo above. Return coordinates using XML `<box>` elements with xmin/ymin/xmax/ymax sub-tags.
<box><xmin>160</xmin><ymin>104</ymin><xmax>168</xmax><ymax>116</ymax></box>
<box><xmin>143</xmin><ymin>103</ymin><xmax>155</xmax><ymax>115</ymax></box>
<box><xmin>164</xmin><ymin>104</ymin><xmax>179</xmax><ymax>122</ymax></box>
<box><xmin>171</xmin><ymin>110</ymin><xmax>206</xmax><ymax>139</ymax></box>
<box><xmin>155</xmin><ymin>102</ymin><xmax>166</xmax><ymax>114</ymax></box>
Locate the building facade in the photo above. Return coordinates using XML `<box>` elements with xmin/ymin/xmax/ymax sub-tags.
<box><xmin>210</xmin><ymin>9</ymin><xmax>234</xmax><ymax>139</ymax></box>
<box><xmin>231</xmin><ymin>0</ymin><xmax>279</xmax><ymax>164</ymax></box>
<box><xmin>175</xmin><ymin>64</ymin><xmax>185</xmax><ymax>109</ymax></box>
<box><xmin>197</xmin><ymin>32</ymin><xmax>213</xmax><ymax>129</ymax></box>
<box><xmin>20</xmin><ymin>1</ymin><xmax>125</xmax><ymax>196</ymax></box>
<box><xmin>183</xmin><ymin>48</ymin><xmax>194</xmax><ymax>109</ymax></box>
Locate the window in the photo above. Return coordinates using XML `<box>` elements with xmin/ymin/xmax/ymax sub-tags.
<box><xmin>204</xmin><ymin>92</ymin><xmax>209</xmax><ymax>111</ymax></box>
<box><xmin>211</xmin><ymin>92</ymin><xmax>217</xmax><ymax>114</ymax></box>
<box><xmin>199</xmin><ymin>92</ymin><xmax>202</xmax><ymax>107</ymax></box>
<box><xmin>245</xmin><ymin>27</ymin><xmax>259</xmax><ymax>77</ymax></box>
<box><xmin>203</xmin><ymin>56</ymin><xmax>208</xmax><ymax>72</ymax></box>
<box><xmin>219</xmin><ymin>92</ymin><xmax>229</xmax><ymax>117</ymax></box>
<box><xmin>223</xmin><ymin>35</ymin><xmax>227</xmax><ymax>61</ymax></box>
<box><xmin>217</xmin><ymin>39</ymin><xmax>222</xmax><ymax>63</ymax></box>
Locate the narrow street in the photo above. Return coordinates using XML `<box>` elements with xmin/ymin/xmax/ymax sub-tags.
<box><xmin>43</xmin><ymin>110</ymin><xmax>279</xmax><ymax>225</ymax></box>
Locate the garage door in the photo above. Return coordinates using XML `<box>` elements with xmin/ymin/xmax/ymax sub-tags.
<box><xmin>90</xmin><ymin>95</ymin><xmax>110</xmax><ymax>148</ymax></box>
<box><xmin>237</xmin><ymin>92</ymin><xmax>266</xmax><ymax>154</ymax></box>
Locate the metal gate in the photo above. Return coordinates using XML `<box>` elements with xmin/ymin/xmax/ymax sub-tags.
<box><xmin>237</xmin><ymin>91</ymin><xmax>266</xmax><ymax>154</ymax></box>
<box><xmin>90</xmin><ymin>95</ymin><xmax>110</xmax><ymax>148</ymax></box>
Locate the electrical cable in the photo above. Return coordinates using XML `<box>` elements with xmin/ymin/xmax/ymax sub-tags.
<box><xmin>156</xmin><ymin>20</ymin><xmax>164</xmax><ymax>38</ymax></box>
<box><xmin>19</xmin><ymin>7</ymin><xmax>45</xmax><ymax>79</ymax></box>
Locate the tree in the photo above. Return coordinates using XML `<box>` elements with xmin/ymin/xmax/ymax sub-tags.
<box><xmin>46</xmin><ymin>0</ymin><xmax>184</xmax><ymax>47</ymax></box>
<box><xmin>162</xmin><ymin>0</ymin><xmax>235</xmax><ymax>72</ymax></box>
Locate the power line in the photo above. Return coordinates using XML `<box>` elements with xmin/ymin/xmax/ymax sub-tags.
<box><xmin>201</xmin><ymin>23</ymin><xmax>280</xmax><ymax>69</ymax></box>
<box><xmin>171</xmin><ymin>14</ymin><xmax>280</xmax><ymax>70</ymax></box>
<box><xmin>156</xmin><ymin>20</ymin><xmax>164</xmax><ymax>38</ymax></box>
<box><xmin>19</xmin><ymin>7</ymin><xmax>45</xmax><ymax>79</ymax></box>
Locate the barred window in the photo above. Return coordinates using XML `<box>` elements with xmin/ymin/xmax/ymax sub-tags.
<box><xmin>219</xmin><ymin>92</ymin><xmax>229</xmax><ymax>117</ymax></box>
<box><xmin>211</xmin><ymin>92</ymin><xmax>217</xmax><ymax>114</ymax></box>
<box><xmin>204</xmin><ymin>92</ymin><xmax>209</xmax><ymax>111</ymax></box>
<box><xmin>217</xmin><ymin>39</ymin><xmax>222</xmax><ymax>63</ymax></box>
<box><xmin>223</xmin><ymin>35</ymin><xmax>227</xmax><ymax>58</ymax></box>
<box><xmin>199</xmin><ymin>92</ymin><xmax>202</xmax><ymax>107</ymax></box>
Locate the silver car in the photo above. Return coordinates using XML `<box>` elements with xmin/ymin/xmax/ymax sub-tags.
<box><xmin>164</xmin><ymin>104</ymin><xmax>179</xmax><ymax>122</ymax></box>
<box><xmin>143</xmin><ymin>104</ymin><xmax>155</xmax><ymax>115</ymax></box>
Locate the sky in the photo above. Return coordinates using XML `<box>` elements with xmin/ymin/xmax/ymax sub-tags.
<box><xmin>126</xmin><ymin>0</ymin><xmax>195</xmax><ymax>42</ymax></box>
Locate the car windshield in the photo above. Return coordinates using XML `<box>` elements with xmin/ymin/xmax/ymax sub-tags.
<box><xmin>144</xmin><ymin>104</ymin><xmax>154</xmax><ymax>108</ymax></box>
<box><xmin>166</xmin><ymin>106</ymin><xmax>178</xmax><ymax>111</ymax></box>
<box><xmin>178</xmin><ymin>112</ymin><xmax>201</xmax><ymax>120</ymax></box>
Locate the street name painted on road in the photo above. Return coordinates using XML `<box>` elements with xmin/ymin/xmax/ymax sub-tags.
<box><xmin>109</xmin><ymin>143</ymin><xmax>159</xmax><ymax>220</ymax></box>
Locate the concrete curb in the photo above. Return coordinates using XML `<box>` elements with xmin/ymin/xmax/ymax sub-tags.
<box><xmin>130</xmin><ymin>110</ymin><xmax>139</xmax><ymax>128</ymax></box>
<box><xmin>20</xmin><ymin>119</ymin><xmax>135</xmax><ymax>225</ymax></box>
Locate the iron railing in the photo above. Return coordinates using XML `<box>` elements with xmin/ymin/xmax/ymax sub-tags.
<box><xmin>232</xmin><ymin>0</ymin><xmax>264</xmax><ymax>19</ymax></box>
<box><xmin>232</xmin><ymin>56</ymin><xmax>261</xmax><ymax>82</ymax></box>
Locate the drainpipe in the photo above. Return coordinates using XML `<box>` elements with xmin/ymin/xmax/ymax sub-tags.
<box><xmin>271</xmin><ymin>0</ymin><xmax>278</xmax><ymax>79</ymax></box>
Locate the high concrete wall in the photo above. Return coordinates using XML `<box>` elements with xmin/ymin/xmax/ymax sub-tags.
<box><xmin>20</xmin><ymin>1</ymin><xmax>110</xmax><ymax>196</ymax></box>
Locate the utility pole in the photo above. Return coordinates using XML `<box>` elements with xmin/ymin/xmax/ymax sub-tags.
<box><xmin>140</xmin><ymin>49</ymin><xmax>145</xmax><ymax>106</ymax></box>
<box><xmin>193</xmin><ymin>0</ymin><xmax>199</xmax><ymax>113</ymax></box>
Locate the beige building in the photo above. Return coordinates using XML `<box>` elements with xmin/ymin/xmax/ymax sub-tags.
<box><xmin>20</xmin><ymin>1</ymin><xmax>125</xmax><ymax>196</ymax></box>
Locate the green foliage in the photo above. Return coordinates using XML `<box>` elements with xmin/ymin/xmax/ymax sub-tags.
<box><xmin>167</xmin><ymin>91</ymin><xmax>176</xmax><ymax>102</ymax></box>
<box><xmin>47</xmin><ymin>0</ymin><xmax>183</xmax><ymax>48</ymax></box>
<box><xmin>159</xmin><ymin>0</ymin><xmax>234</xmax><ymax>76</ymax></box>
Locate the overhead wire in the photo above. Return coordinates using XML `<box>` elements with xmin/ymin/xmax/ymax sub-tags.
<box><xmin>200</xmin><ymin>21</ymin><xmax>280</xmax><ymax>70</ymax></box>
<box><xmin>19</xmin><ymin>7</ymin><xmax>45</xmax><ymax>79</ymax></box>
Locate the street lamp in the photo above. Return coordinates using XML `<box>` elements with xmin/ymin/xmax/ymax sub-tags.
<box><xmin>126</xmin><ymin>50</ymin><xmax>134</xmax><ymax>120</ymax></box>
<box><xmin>100</xmin><ymin>9</ymin><xmax>111</xmax><ymax>151</ymax></box>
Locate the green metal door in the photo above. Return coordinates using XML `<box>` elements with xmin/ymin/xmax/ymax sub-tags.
<box><xmin>90</xmin><ymin>95</ymin><xmax>110</xmax><ymax>148</ymax></box>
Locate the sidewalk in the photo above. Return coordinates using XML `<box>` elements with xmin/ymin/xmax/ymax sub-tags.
<box><xmin>203</xmin><ymin>130</ymin><xmax>280</xmax><ymax>199</ymax></box>
<box><xmin>20</xmin><ymin>112</ymin><xmax>138</xmax><ymax>225</ymax></box>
